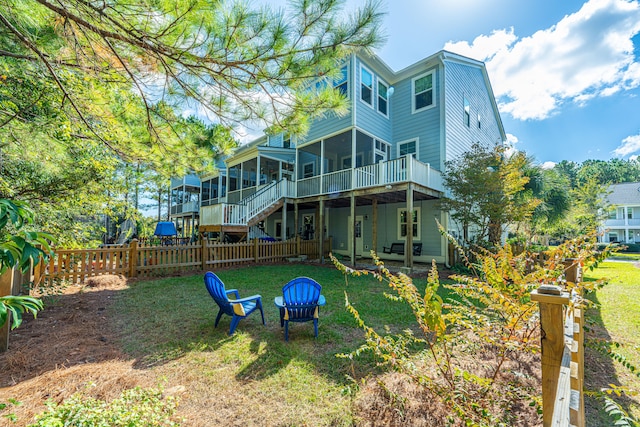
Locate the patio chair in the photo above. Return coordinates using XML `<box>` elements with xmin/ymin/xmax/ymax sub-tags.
<box><xmin>204</xmin><ymin>271</ymin><xmax>265</xmax><ymax>335</ymax></box>
<box><xmin>274</xmin><ymin>277</ymin><xmax>326</xmax><ymax>341</ymax></box>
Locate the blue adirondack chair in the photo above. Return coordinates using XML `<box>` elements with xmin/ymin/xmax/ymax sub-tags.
<box><xmin>204</xmin><ymin>271</ymin><xmax>265</xmax><ymax>335</ymax></box>
<box><xmin>274</xmin><ymin>277</ymin><xmax>325</xmax><ymax>341</ymax></box>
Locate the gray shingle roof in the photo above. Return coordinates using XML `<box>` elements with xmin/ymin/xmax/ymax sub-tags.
<box><xmin>606</xmin><ymin>182</ymin><xmax>640</xmax><ymax>205</ymax></box>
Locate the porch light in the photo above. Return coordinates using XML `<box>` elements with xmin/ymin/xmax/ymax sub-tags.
<box><xmin>388</xmin><ymin>86</ymin><xmax>395</xmax><ymax>97</ymax></box>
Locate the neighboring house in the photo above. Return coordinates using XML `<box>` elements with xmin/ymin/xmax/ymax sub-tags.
<box><xmin>600</xmin><ymin>182</ymin><xmax>640</xmax><ymax>244</ymax></box>
<box><xmin>169</xmin><ymin>174</ymin><xmax>201</xmax><ymax>238</ymax></box>
<box><xmin>173</xmin><ymin>49</ymin><xmax>506</xmax><ymax>267</ymax></box>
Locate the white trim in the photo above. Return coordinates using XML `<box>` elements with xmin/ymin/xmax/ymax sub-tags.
<box><xmin>334</xmin><ymin>64</ymin><xmax>350</xmax><ymax>98</ymax></box>
<box><xmin>274</xmin><ymin>219</ymin><xmax>283</xmax><ymax>240</ymax></box>
<box><xmin>360</xmin><ymin>64</ymin><xmax>374</xmax><ymax>108</ymax></box>
<box><xmin>397</xmin><ymin>137</ymin><xmax>419</xmax><ymax>159</ymax></box>
<box><xmin>397</xmin><ymin>207</ymin><xmax>421</xmax><ymax>240</ymax></box>
<box><xmin>377</xmin><ymin>78</ymin><xmax>389</xmax><ymax>118</ymax></box>
<box><xmin>412</xmin><ymin>70</ymin><xmax>436</xmax><ymax>114</ymax></box>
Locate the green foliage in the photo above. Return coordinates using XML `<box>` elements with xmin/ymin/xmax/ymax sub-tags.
<box><xmin>29</xmin><ymin>387</ymin><xmax>179</xmax><ymax>427</ymax></box>
<box><xmin>332</xmin><ymin>231</ymin><xmax>611</xmax><ymax>425</ymax></box>
<box><xmin>0</xmin><ymin>199</ymin><xmax>50</xmax><ymax>328</ymax></box>
<box><xmin>440</xmin><ymin>143</ymin><xmax>540</xmax><ymax>245</ymax></box>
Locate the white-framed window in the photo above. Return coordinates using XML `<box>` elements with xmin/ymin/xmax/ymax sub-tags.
<box><xmin>374</xmin><ymin>139</ymin><xmax>390</xmax><ymax>163</ymax></box>
<box><xmin>302</xmin><ymin>162</ymin><xmax>314</xmax><ymax>178</ymax></box>
<box><xmin>412</xmin><ymin>70</ymin><xmax>434</xmax><ymax>113</ymax></box>
<box><xmin>607</xmin><ymin>208</ymin><xmax>617</xmax><ymax>219</ymax></box>
<box><xmin>377</xmin><ymin>80</ymin><xmax>389</xmax><ymax>116</ymax></box>
<box><xmin>398</xmin><ymin>138</ymin><xmax>418</xmax><ymax>158</ymax></box>
<box><xmin>360</xmin><ymin>66</ymin><xmax>373</xmax><ymax>106</ymax></box>
<box><xmin>463</xmin><ymin>97</ymin><xmax>470</xmax><ymax>127</ymax></box>
<box><xmin>334</xmin><ymin>65</ymin><xmax>348</xmax><ymax>96</ymax></box>
<box><xmin>397</xmin><ymin>207</ymin><xmax>421</xmax><ymax>240</ymax></box>
<box><xmin>477</xmin><ymin>113</ymin><xmax>482</xmax><ymax>129</ymax></box>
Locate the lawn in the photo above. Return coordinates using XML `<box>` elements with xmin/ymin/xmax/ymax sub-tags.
<box><xmin>583</xmin><ymin>260</ymin><xmax>640</xmax><ymax>424</ymax></box>
<box><xmin>1</xmin><ymin>263</ymin><xmax>448</xmax><ymax>426</ymax></box>
<box><xmin>4</xmin><ymin>260</ymin><xmax>637</xmax><ymax>426</ymax></box>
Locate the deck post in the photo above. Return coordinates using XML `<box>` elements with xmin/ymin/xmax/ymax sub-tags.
<box><xmin>319</xmin><ymin>198</ymin><xmax>325</xmax><ymax>263</ymax></box>
<box><xmin>372</xmin><ymin>199</ymin><xmax>378</xmax><ymax>255</ymax></box>
<box><xmin>531</xmin><ymin>287</ymin><xmax>570</xmax><ymax>427</ymax></box>
<box><xmin>350</xmin><ymin>192</ymin><xmax>356</xmax><ymax>267</ymax></box>
<box><xmin>405</xmin><ymin>184</ymin><xmax>414</xmax><ymax>269</ymax></box>
<box><xmin>294</xmin><ymin>201</ymin><xmax>299</xmax><ymax>254</ymax></box>
<box><xmin>0</xmin><ymin>267</ymin><xmax>15</xmax><ymax>352</ymax></box>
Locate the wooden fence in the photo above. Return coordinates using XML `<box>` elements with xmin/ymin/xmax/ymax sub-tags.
<box><xmin>34</xmin><ymin>237</ymin><xmax>332</xmax><ymax>285</ymax></box>
<box><xmin>531</xmin><ymin>261</ymin><xmax>585</xmax><ymax>427</ymax></box>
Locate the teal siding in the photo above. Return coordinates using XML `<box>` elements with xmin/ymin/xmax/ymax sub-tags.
<box><xmin>390</xmin><ymin>65</ymin><xmax>442</xmax><ymax>170</ymax></box>
<box><xmin>327</xmin><ymin>200</ymin><xmax>443</xmax><ymax>258</ymax></box>
<box><xmin>354</xmin><ymin>57</ymin><xmax>393</xmax><ymax>142</ymax></box>
<box><xmin>443</xmin><ymin>61</ymin><xmax>502</xmax><ymax>163</ymax></box>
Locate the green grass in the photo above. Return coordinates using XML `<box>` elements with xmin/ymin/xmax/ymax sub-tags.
<box><xmin>606</xmin><ymin>252</ymin><xmax>640</xmax><ymax>261</ymax></box>
<box><xmin>109</xmin><ymin>264</ymin><xmax>447</xmax><ymax>426</ymax></box>
<box><xmin>584</xmin><ymin>261</ymin><xmax>640</xmax><ymax>423</ymax></box>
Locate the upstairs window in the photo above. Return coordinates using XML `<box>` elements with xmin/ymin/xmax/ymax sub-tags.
<box><xmin>361</xmin><ymin>66</ymin><xmax>373</xmax><ymax>105</ymax></box>
<box><xmin>398</xmin><ymin>139</ymin><xmax>418</xmax><ymax>158</ymax></box>
<box><xmin>334</xmin><ymin>65</ymin><xmax>348</xmax><ymax>96</ymax></box>
<box><xmin>463</xmin><ymin>97</ymin><xmax>470</xmax><ymax>127</ymax></box>
<box><xmin>412</xmin><ymin>71</ymin><xmax>434</xmax><ymax>113</ymax></box>
<box><xmin>477</xmin><ymin>113</ymin><xmax>482</xmax><ymax>129</ymax></box>
<box><xmin>378</xmin><ymin>80</ymin><xmax>389</xmax><ymax>116</ymax></box>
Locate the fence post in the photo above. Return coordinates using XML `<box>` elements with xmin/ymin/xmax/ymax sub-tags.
<box><xmin>0</xmin><ymin>267</ymin><xmax>15</xmax><ymax>352</ymax></box>
<box><xmin>531</xmin><ymin>286</ymin><xmax>570</xmax><ymax>427</ymax></box>
<box><xmin>254</xmin><ymin>238</ymin><xmax>259</xmax><ymax>263</ymax></box>
<box><xmin>129</xmin><ymin>239</ymin><xmax>138</xmax><ymax>278</ymax></box>
<box><xmin>296</xmin><ymin>235</ymin><xmax>301</xmax><ymax>256</ymax></box>
<box><xmin>202</xmin><ymin>238</ymin><xmax>209</xmax><ymax>271</ymax></box>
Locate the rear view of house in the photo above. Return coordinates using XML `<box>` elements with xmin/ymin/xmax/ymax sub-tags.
<box><xmin>170</xmin><ymin>50</ymin><xmax>506</xmax><ymax>268</ymax></box>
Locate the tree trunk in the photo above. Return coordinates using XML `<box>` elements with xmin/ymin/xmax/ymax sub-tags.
<box><xmin>488</xmin><ymin>221</ymin><xmax>502</xmax><ymax>246</ymax></box>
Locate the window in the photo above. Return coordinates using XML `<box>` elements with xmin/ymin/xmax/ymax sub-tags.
<box><xmin>302</xmin><ymin>162</ymin><xmax>314</xmax><ymax>178</ymax></box>
<box><xmin>398</xmin><ymin>139</ymin><xmax>418</xmax><ymax>158</ymax></box>
<box><xmin>463</xmin><ymin>97</ymin><xmax>470</xmax><ymax>127</ymax></box>
<box><xmin>361</xmin><ymin>66</ymin><xmax>373</xmax><ymax>105</ymax></box>
<box><xmin>628</xmin><ymin>209</ymin><xmax>633</xmax><ymax>219</ymax></box>
<box><xmin>607</xmin><ymin>208</ymin><xmax>617</xmax><ymax>219</ymax></box>
<box><xmin>398</xmin><ymin>207</ymin><xmax>421</xmax><ymax>240</ymax></box>
<box><xmin>334</xmin><ymin>65</ymin><xmax>348</xmax><ymax>96</ymax></box>
<box><xmin>477</xmin><ymin>113</ymin><xmax>482</xmax><ymax>129</ymax></box>
<box><xmin>378</xmin><ymin>80</ymin><xmax>389</xmax><ymax>116</ymax></box>
<box><xmin>412</xmin><ymin>71</ymin><xmax>434</xmax><ymax>112</ymax></box>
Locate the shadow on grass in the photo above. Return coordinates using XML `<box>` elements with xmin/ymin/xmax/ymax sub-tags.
<box><xmin>112</xmin><ymin>264</ymin><xmax>412</xmax><ymax>386</ymax></box>
<box><xmin>583</xmin><ymin>277</ymin><xmax>636</xmax><ymax>425</ymax></box>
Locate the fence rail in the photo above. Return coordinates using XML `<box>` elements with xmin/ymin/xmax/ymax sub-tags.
<box><xmin>35</xmin><ymin>237</ymin><xmax>332</xmax><ymax>285</ymax></box>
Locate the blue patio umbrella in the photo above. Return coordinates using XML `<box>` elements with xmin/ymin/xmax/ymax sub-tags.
<box><xmin>154</xmin><ymin>221</ymin><xmax>177</xmax><ymax>236</ymax></box>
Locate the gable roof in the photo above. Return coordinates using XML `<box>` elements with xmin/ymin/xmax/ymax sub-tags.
<box><xmin>607</xmin><ymin>182</ymin><xmax>640</xmax><ymax>205</ymax></box>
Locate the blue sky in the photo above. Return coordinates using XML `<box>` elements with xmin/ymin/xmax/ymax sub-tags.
<box><xmin>367</xmin><ymin>0</ymin><xmax>640</xmax><ymax>166</ymax></box>
<box><xmin>251</xmin><ymin>0</ymin><xmax>640</xmax><ymax>167</ymax></box>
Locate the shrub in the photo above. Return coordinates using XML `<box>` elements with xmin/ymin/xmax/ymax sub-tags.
<box><xmin>29</xmin><ymin>387</ymin><xmax>179</xmax><ymax>427</ymax></box>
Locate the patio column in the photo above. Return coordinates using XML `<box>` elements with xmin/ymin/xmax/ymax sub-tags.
<box><xmin>282</xmin><ymin>200</ymin><xmax>288</xmax><ymax>240</ymax></box>
<box><xmin>319</xmin><ymin>198</ymin><xmax>325</xmax><ymax>263</ymax></box>
<box><xmin>350</xmin><ymin>192</ymin><xmax>356</xmax><ymax>267</ymax></box>
<box><xmin>372</xmin><ymin>199</ymin><xmax>378</xmax><ymax>255</ymax></box>
<box><xmin>405</xmin><ymin>184</ymin><xmax>414</xmax><ymax>269</ymax></box>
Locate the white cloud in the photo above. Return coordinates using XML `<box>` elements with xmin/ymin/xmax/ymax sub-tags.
<box><xmin>505</xmin><ymin>133</ymin><xmax>519</xmax><ymax>145</ymax></box>
<box><xmin>613</xmin><ymin>133</ymin><xmax>640</xmax><ymax>157</ymax></box>
<box><xmin>540</xmin><ymin>161</ymin><xmax>557</xmax><ymax>169</ymax></box>
<box><xmin>444</xmin><ymin>0</ymin><xmax>640</xmax><ymax>121</ymax></box>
